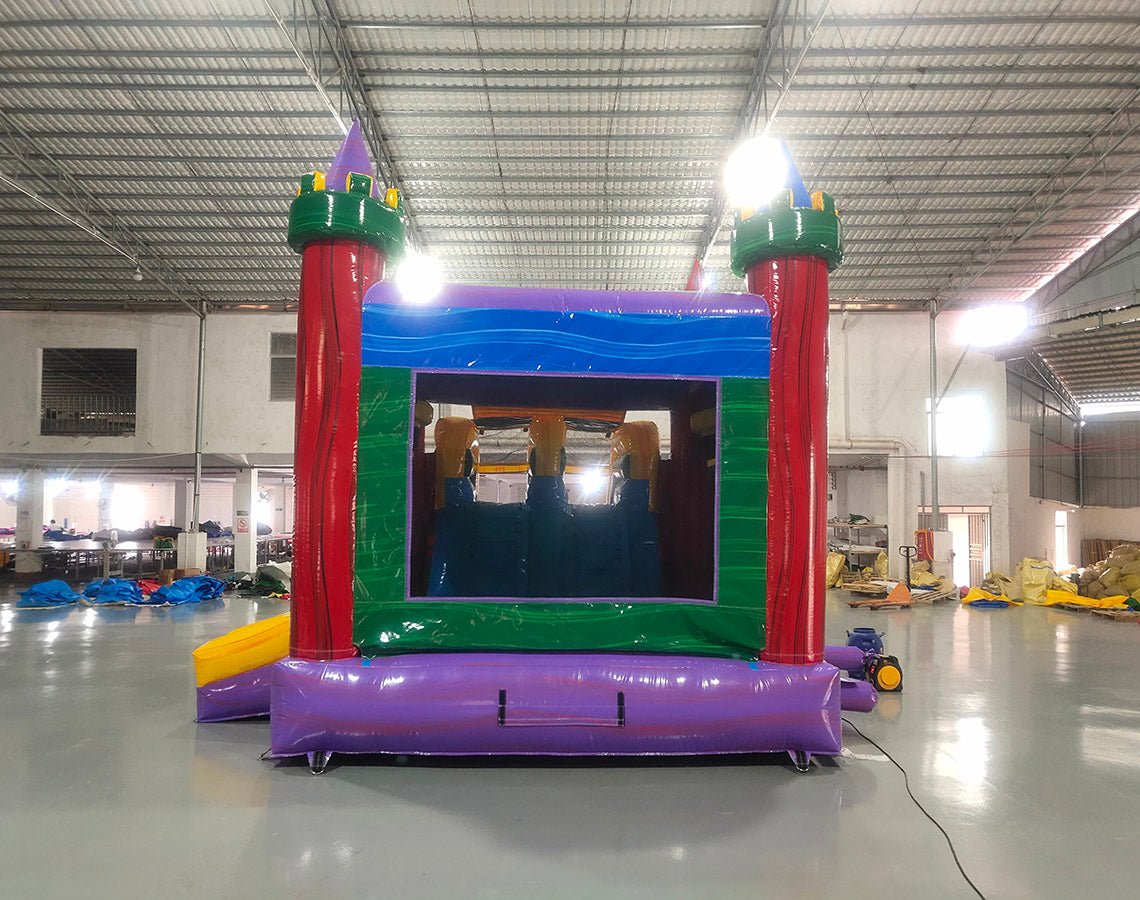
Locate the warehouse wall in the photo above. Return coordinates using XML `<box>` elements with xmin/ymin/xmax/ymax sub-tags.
<box><xmin>1073</xmin><ymin>507</ymin><xmax>1140</xmax><ymax>546</ymax></box>
<box><xmin>829</xmin><ymin>310</ymin><xmax>1014</xmax><ymax>575</ymax></box>
<box><xmin>1006</xmin><ymin>419</ymin><xmax>1080</xmax><ymax>567</ymax></box>
<box><xmin>0</xmin><ymin>311</ymin><xmax>296</xmax><ymax>458</ymax></box>
<box><xmin>832</xmin><ymin>468</ymin><xmax>889</xmax><ymax>524</ymax></box>
<box><xmin>1081</xmin><ymin>416</ymin><xmax>1140</xmax><ymax>507</ymax></box>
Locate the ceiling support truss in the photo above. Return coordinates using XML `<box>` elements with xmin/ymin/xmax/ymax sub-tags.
<box><xmin>0</xmin><ymin>110</ymin><xmax>207</xmax><ymax>314</ymax></box>
<box><xmin>690</xmin><ymin>0</ymin><xmax>832</xmax><ymax>280</ymax></box>
<box><xmin>265</xmin><ymin>0</ymin><xmax>421</xmax><ymax>249</ymax></box>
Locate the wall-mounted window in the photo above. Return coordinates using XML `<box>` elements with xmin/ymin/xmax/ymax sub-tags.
<box><xmin>40</xmin><ymin>348</ymin><xmax>136</xmax><ymax>436</ymax></box>
<box><xmin>269</xmin><ymin>333</ymin><xmax>297</xmax><ymax>402</ymax></box>
<box><xmin>1006</xmin><ymin>367</ymin><xmax>1079</xmax><ymax>504</ymax></box>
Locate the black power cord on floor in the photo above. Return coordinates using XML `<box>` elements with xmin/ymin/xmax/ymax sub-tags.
<box><xmin>842</xmin><ymin>717</ymin><xmax>987</xmax><ymax>899</ymax></box>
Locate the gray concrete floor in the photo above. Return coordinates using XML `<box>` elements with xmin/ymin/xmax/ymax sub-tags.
<box><xmin>2</xmin><ymin>582</ymin><xmax>1138</xmax><ymax>899</ymax></box>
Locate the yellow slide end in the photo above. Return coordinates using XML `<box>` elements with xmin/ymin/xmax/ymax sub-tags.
<box><xmin>192</xmin><ymin>613</ymin><xmax>290</xmax><ymax>688</ymax></box>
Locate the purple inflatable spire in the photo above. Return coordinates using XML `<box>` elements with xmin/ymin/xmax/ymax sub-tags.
<box><xmin>325</xmin><ymin>119</ymin><xmax>379</xmax><ymax>197</ymax></box>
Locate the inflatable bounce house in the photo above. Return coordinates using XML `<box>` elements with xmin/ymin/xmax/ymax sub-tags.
<box><xmin>193</xmin><ymin>124</ymin><xmax>877</xmax><ymax>773</ymax></box>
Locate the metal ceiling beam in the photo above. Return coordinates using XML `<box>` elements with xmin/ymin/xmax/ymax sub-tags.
<box><xmin>57</xmin><ymin>169</ymin><xmax>1140</xmax><ymax>186</ymax></box>
<box><xmin>18</xmin><ymin>149</ymin><xmax>1123</xmax><ymax>167</ymax></box>
<box><xmin>8</xmin><ymin>62</ymin><xmax>1140</xmax><ymax>81</ymax></box>
<box><xmin>0</xmin><ymin>12</ymin><xmax>1136</xmax><ymax>32</ymax></box>
<box><xmin>5</xmin><ymin>43</ymin><xmax>1134</xmax><ymax>64</ymax></box>
<box><xmin>17</xmin><ymin>127</ymin><xmax>1140</xmax><ymax>144</ymax></box>
<box><xmin>933</xmin><ymin>87</ymin><xmax>1140</xmax><ymax>315</ymax></box>
<box><xmin>364</xmin><ymin>80</ymin><xmax>1140</xmax><ymax>95</ymax></box>
<box><xmin>10</xmin><ymin>104</ymin><xmax>1140</xmax><ymax>123</ymax></box>
<box><xmin>1030</xmin><ymin>212</ymin><xmax>1140</xmax><ymax>316</ymax></box>
<box><xmin>692</xmin><ymin>0</ymin><xmax>831</xmax><ymax>278</ymax></box>
<box><xmin>0</xmin><ymin>110</ymin><xmax>208</xmax><ymax>315</ymax></box>
<box><xmin>0</xmin><ymin>188</ymin><xmax>1081</xmax><ymax>203</ymax></box>
<box><xmin>263</xmin><ymin>0</ymin><xmax>422</xmax><ymax>249</ymax></box>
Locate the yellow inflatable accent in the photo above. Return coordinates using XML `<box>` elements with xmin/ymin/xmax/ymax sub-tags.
<box><xmin>961</xmin><ymin>587</ymin><xmax>1022</xmax><ymax>606</ymax></box>
<box><xmin>610</xmin><ymin>421</ymin><xmax>660</xmax><ymax>511</ymax></box>
<box><xmin>414</xmin><ymin>400</ymin><xmax>434</xmax><ymax>428</ymax></box>
<box><xmin>825</xmin><ymin>551</ymin><xmax>846</xmax><ymax>588</ymax></box>
<box><xmin>192</xmin><ymin>613</ymin><xmax>290</xmax><ymax>688</ymax></box>
<box><xmin>529</xmin><ymin>414</ymin><xmax>567</xmax><ymax>477</ymax></box>
<box><xmin>433</xmin><ymin>416</ymin><xmax>479</xmax><ymax>508</ymax></box>
<box><xmin>384</xmin><ymin>187</ymin><xmax>400</xmax><ymax>209</ymax></box>
<box><xmin>1042</xmin><ymin>589</ymin><xmax>1129</xmax><ymax>609</ymax></box>
<box><xmin>312</xmin><ymin>170</ymin><xmax>326</xmax><ymax>192</ymax></box>
<box><xmin>689</xmin><ymin>407</ymin><xmax>715</xmax><ymax>437</ymax></box>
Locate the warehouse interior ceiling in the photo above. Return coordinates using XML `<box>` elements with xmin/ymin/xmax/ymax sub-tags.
<box><xmin>1</xmin><ymin>0</ymin><xmax>1139</xmax><ymax>320</ymax></box>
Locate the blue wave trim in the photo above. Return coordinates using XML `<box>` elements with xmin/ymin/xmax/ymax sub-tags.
<box><xmin>361</xmin><ymin>305</ymin><xmax>770</xmax><ymax>378</ymax></box>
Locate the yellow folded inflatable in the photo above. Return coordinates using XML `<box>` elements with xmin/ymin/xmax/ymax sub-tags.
<box><xmin>1041</xmin><ymin>589</ymin><xmax>1130</xmax><ymax>610</ymax></box>
<box><xmin>961</xmin><ymin>587</ymin><xmax>1021</xmax><ymax>606</ymax></box>
<box><xmin>192</xmin><ymin>613</ymin><xmax>290</xmax><ymax>687</ymax></box>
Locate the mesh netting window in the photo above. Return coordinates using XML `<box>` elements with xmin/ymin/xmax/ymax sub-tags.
<box><xmin>40</xmin><ymin>348</ymin><xmax>137</xmax><ymax>437</ymax></box>
<box><xmin>269</xmin><ymin>332</ymin><xmax>297</xmax><ymax>401</ymax></box>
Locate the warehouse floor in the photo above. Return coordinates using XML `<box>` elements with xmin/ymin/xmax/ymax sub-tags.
<box><xmin>1</xmin><ymin>584</ymin><xmax>1137</xmax><ymax>899</ymax></box>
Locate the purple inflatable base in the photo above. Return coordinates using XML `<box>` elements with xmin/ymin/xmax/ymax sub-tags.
<box><xmin>196</xmin><ymin>663</ymin><xmax>274</xmax><ymax>723</ymax></box>
<box><xmin>267</xmin><ymin>653</ymin><xmax>849</xmax><ymax>759</ymax></box>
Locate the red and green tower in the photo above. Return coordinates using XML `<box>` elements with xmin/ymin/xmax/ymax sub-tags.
<box><xmin>286</xmin><ymin>123</ymin><xmax>407</xmax><ymax>660</ymax></box>
<box><xmin>731</xmin><ymin>188</ymin><xmax>843</xmax><ymax>665</ymax></box>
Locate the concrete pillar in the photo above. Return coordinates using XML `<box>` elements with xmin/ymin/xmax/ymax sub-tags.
<box><xmin>173</xmin><ymin>477</ymin><xmax>193</xmax><ymax>531</ymax></box>
<box><xmin>15</xmin><ymin>469</ymin><xmax>45</xmax><ymax>574</ymax></box>
<box><xmin>281</xmin><ymin>482</ymin><xmax>295</xmax><ymax>534</ymax></box>
<box><xmin>96</xmin><ymin>480</ymin><xmax>112</xmax><ymax>532</ymax></box>
<box><xmin>233</xmin><ymin>467</ymin><xmax>258</xmax><ymax>574</ymax></box>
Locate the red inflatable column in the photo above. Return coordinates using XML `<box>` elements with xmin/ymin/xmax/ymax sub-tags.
<box><xmin>730</xmin><ymin>191</ymin><xmax>843</xmax><ymax>666</ymax></box>
<box><xmin>291</xmin><ymin>240</ymin><xmax>384</xmax><ymax>659</ymax></box>
<box><xmin>286</xmin><ymin>165</ymin><xmax>407</xmax><ymax>660</ymax></box>
<box><xmin>748</xmin><ymin>256</ymin><xmax>830</xmax><ymax>664</ymax></box>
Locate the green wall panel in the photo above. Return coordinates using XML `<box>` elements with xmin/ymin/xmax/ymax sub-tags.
<box><xmin>353</xmin><ymin>369</ymin><xmax>770</xmax><ymax>659</ymax></box>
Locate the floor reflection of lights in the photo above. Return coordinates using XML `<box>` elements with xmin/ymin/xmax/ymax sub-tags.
<box><xmin>1080</xmin><ymin>705</ymin><xmax>1140</xmax><ymax>770</ymax></box>
<box><xmin>1054</xmin><ymin>622</ymin><xmax>1071</xmax><ymax>683</ymax></box>
<box><xmin>932</xmin><ymin>717</ymin><xmax>991</xmax><ymax>809</ymax></box>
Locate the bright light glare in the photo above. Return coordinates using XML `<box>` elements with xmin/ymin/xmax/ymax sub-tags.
<box><xmin>110</xmin><ymin>483</ymin><xmax>145</xmax><ymax>530</ymax></box>
<box><xmin>928</xmin><ymin>394</ymin><xmax>989</xmax><ymax>457</ymax></box>
<box><xmin>45</xmin><ymin>477</ymin><xmax>68</xmax><ymax>499</ymax></box>
<box><xmin>724</xmin><ymin>137</ymin><xmax>788</xmax><ymax>209</ymax></box>
<box><xmin>83</xmin><ymin>479</ymin><xmax>102</xmax><ymax>499</ymax></box>
<box><xmin>1081</xmin><ymin>401</ymin><xmax>1140</xmax><ymax>417</ymax></box>
<box><xmin>580</xmin><ymin>468</ymin><xmax>607</xmax><ymax>497</ymax></box>
<box><xmin>0</xmin><ymin>479</ymin><xmax>17</xmax><ymax>499</ymax></box>
<box><xmin>255</xmin><ymin>496</ymin><xmax>274</xmax><ymax>527</ymax></box>
<box><xmin>956</xmin><ymin>303</ymin><xmax>1030</xmax><ymax>347</ymax></box>
<box><xmin>395</xmin><ymin>251</ymin><xmax>444</xmax><ymax>304</ymax></box>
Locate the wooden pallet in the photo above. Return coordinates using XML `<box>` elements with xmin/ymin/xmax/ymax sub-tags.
<box><xmin>1089</xmin><ymin>608</ymin><xmax>1140</xmax><ymax>622</ymax></box>
<box><xmin>847</xmin><ymin>598</ymin><xmax>913</xmax><ymax>610</ymax></box>
<box><xmin>845</xmin><ymin>584</ymin><xmax>888</xmax><ymax>599</ymax></box>
<box><xmin>911</xmin><ymin>585</ymin><xmax>959</xmax><ymax>604</ymax></box>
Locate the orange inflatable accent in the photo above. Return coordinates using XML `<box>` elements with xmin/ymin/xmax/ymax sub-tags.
<box><xmin>433</xmin><ymin>417</ymin><xmax>479</xmax><ymax>508</ymax></box>
<box><xmin>529</xmin><ymin>414</ymin><xmax>567</xmax><ymax>476</ymax></box>
<box><xmin>610</xmin><ymin>421</ymin><xmax>660</xmax><ymax>511</ymax></box>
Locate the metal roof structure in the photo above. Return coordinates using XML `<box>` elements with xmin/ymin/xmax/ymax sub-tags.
<box><xmin>0</xmin><ymin>0</ymin><xmax>1138</xmax><ymax>337</ymax></box>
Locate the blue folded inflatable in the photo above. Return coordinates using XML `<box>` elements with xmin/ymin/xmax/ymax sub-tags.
<box><xmin>83</xmin><ymin>578</ymin><xmax>143</xmax><ymax>604</ymax></box>
<box><xmin>17</xmin><ymin>579</ymin><xmax>82</xmax><ymax>607</ymax></box>
<box><xmin>148</xmin><ymin>575</ymin><xmax>225</xmax><ymax>605</ymax></box>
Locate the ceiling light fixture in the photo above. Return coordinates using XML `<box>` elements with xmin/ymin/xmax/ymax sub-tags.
<box><xmin>724</xmin><ymin>136</ymin><xmax>789</xmax><ymax>210</ymax></box>
<box><xmin>395</xmin><ymin>251</ymin><xmax>444</xmax><ymax>305</ymax></box>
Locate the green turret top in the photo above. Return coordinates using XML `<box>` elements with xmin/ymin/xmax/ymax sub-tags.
<box><xmin>287</xmin><ymin>170</ymin><xmax>407</xmax><ymax>258</ymax></box>
<box><xmin>729</xmin><ymin>189</ymin><xmax>843</xmax><ymax>276</ymax></box>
